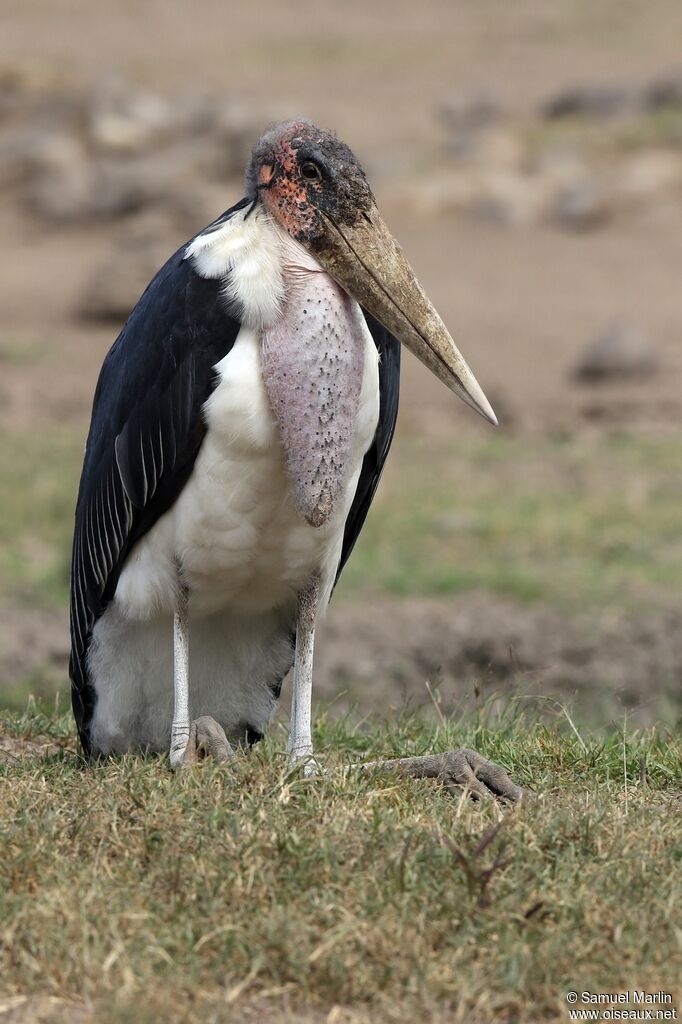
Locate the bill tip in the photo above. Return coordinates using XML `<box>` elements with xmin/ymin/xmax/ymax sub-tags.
<box><xmin>481</xmin><ymin>395</ymin><xmax>498</xmax><ymax>426</ymax></box>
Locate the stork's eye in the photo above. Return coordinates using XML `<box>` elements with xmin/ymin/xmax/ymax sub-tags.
<box><xmin>301</xmin><ymin>161</ymin><xmax>322</xmax><ymax>182</ymax></box>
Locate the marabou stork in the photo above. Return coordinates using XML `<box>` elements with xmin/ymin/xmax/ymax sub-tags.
<box><xmin>70</xmin><ymin>120</ymin><xmax>521</xmax><ymax>800</ymax></box>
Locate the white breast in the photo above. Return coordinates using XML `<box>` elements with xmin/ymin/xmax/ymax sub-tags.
<box><xmin>113</xmin><ymin>205</ymin><xmax>380</xmax><ymax>621</ymax></box>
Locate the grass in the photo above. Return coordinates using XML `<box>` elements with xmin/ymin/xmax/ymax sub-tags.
<box><xmin>4</xmin><ymin>426</ymin><xmax>682</xmax><ymax>617</ymax></box>
<box><xmin>339</xmin><ymin>431</ymin><xmax>682</xmax><ymax>611</ymax></box>
<box><xmin>0</xmin><ymin>425</ymin><xmax>81</xmax><ymax>609</ymax></box>
<box><xmin>0</xmin><ymin>702</ymin><xmax>680</xmax><ymax>1023</ymax></box>
<box><xmin>3</xmin><ymin>424</ymin><xmax>682</xmax><ymax>711</ymax></box>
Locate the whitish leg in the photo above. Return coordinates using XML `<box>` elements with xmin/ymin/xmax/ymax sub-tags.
<box><xmin>287</xmin><ymin>573</ymin><xmax>320</xmax><ymax>769</ymax></box>
<box><xmin>169</xmin><ymin>580</ymin><xmax>191</xmax><ymax>769</ymax></box>
<box><xmin>168</xmin><ymin>578</ymin><xmax>237</xmax><ymax>769</ymax></box>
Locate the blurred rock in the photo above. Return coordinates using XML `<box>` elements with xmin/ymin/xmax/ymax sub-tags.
<box><xmin>23</xmin><ymin>135</ymin><xmax>93</xmax><ymax>219</ymax></box>
<box><xmin>542</xmin><ymin>84</ymin><xmax>634</xmax><ymax>120</ymax></box>
<box><xmin>473</xmin><ymin>127</ymin><xmax>523</xmax><ymax>168</ymax></box>
<box><xmin>5</xmin><ymin>70</ymin><xmax>682</xmax><ymax>241</ymax></box>
<box><xmin>615</xmin><ymin>150</ymin><xmax>682</xmax><ymax>206</ymax></box>
<box><xmin>89</xmin><ymin>92</ymin><xmax>175</xmax><ymax>154</ymax></box>
<box><xmin>439</xmin><ymin>91</ymin><xmax>502</xmax><ymax>133</ymax></box>
<box><xmin>439</xmin><ymin>91</ymin><xmax>503</xmax><ymax>159</ymax></box>
<box><xmin>530</xmin><ymin>144</ymin><xmax>590</xmax><ymax>188</ymax></box>
<box><xmin>28</xmin><ymin>145</ymin><xmax>159</xmax><ymax>223</ymax></box>
<box><xmin>83</xmin><ymin>77</ymin><xmax>168</xmax><ymax>150</ymax></box>
<box><xmin>474</xmin><ymin>170</ymin><xmax>550</xmax><ymax>227</ymax></box>
<box><xmin>643</xmin><ymin>73</ymin><xmax>682</xmax><ymax>110</ymax></box>
<box><xmin>573</xmin><ymin>325</ymin><xmax>657</xmax><ymax>383</ymax></box>
<box><xmin>0</xmin><ymin>68</ymin><xmax>84</xmax><ymax>130</ymax></box>
<box><xmin>554</xmin><ymin>180</ymin><xmax>610</xmax><ymax>231</ymax></box>
<box><xmin>0</xmin><ymin>68</ymin><xmax>28</xmax><ymax>123</ymax></box>
<box><xmin>446</xmin><ymin>123</ymin><xmax>522</xmax><ymax>167</ymax></box>
<box><xmin>0</xmin><ymin>80</ymin><xmax>285</xmax><ymax>227</ymax></box>
<box><xmin>0</xmin><ymin>127</ymin><xmax>57</xmax><ymax>187</ymax></box>
<box><xmin>395</xmin><ymin>171</ymin><xmax>475</xmax><ymax>217</ymax></box>
<box><xmin>79</xmin><ymin>217</ymin><xmax>178</xmax><ymax>322</ymax></box>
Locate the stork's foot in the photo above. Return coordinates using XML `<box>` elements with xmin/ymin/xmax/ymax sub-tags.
<box><xmin>175</xmin><ymin>716</ymin><xmax>238</xmax><ymax>769</ymax></box>
<box><xmin>287</xmin><ymin>747</ymin><xmax>321</xmax><ymax>778</ymax></box>
<box><xmin>360</xmin><ymin>748</ymin><xmax>523</xmax><ymax>803</ymax></box>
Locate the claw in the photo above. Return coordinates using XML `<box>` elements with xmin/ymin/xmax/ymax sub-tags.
<box><xmin>175</xmin><ymin>716</ymin><xmax>238</xmax><ymax>769</ymax></box>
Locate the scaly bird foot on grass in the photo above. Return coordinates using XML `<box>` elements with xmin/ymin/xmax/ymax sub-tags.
<box><xmin>177</xmin><ymin>730</ymin><xmax>522</xmax><ymax>803</ymax></box>
<box><xmin>358</xmin><ymin>749</ymin><xmax>524</xmax><ymax>803</ymax></box>
<box><xmin>177</xmin><ymin>716</ymin><xmax>237</xmax><ymax>768</ymax></box>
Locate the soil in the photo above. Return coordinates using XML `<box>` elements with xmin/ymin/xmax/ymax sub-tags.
<box><xmin>2</xmin><ymin>593</ymin><xmax>679</xmax><ymax>728</ymax></box>
<box><xmin>0</xmin><ymin>733</ymin><xmax>69</xmax><ymax>764</ymax></box>
<box><xmin>317</xmin><ymin>594</ymin><xmax>682</xmax><ymax>726</ymax></box>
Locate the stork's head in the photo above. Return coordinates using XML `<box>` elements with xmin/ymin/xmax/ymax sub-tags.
<box><xmin>247</xmin><ymin>120</ymin><xmax>496</xmax><ymax>425</ymax></box>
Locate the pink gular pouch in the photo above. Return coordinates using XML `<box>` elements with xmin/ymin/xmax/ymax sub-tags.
<box><xmin>261</xmin><ymin>249</ymin><xmax>367</xmax><ymax>528</ymax></box>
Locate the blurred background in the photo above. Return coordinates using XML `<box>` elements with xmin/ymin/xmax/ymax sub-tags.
<box><xmin>1</xmin><ymin>0</ymin><xmax>681</xmax><ymax>727</ymax></box>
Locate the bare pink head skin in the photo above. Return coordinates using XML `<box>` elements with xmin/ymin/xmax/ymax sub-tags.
<box><xmin>247</xmin><ymin>120</ymin><xmax>374</xmax><ymax>246</ymax></box>
<box><xmin>248</xmin><ymin>121</ymin><xmax>497</xmax><ymax>526</ymax></box>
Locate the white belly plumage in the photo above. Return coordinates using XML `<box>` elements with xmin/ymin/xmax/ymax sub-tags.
<box><xmin>87</xmin><ymin>321</ymin><xmax>380</xmax><ymax>754</ymax></box>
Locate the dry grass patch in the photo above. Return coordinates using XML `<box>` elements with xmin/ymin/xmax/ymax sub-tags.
<box><xmin>0</xmin><ymin>705</ymin><xmax>680</xmax><ymax>1023</ymax></box>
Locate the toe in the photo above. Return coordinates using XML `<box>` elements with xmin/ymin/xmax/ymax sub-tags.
<box><xmin>193</xmin><ymin>716</ymin><xmax>237</xmax><ymax>765</ymax></box>
<box><xmin>359</xmin><ymin>749</ymin><xmax>524</xmax><ymax>803</ymax></box>
<box><xmin>442</xmin><ymin>749</ymin><xmax>524</xmax><ymax>803</ymax></box>
<box><xmin>287</xmin><ymin>749</ymin><xmax>321</xmax><ymax>777</ymax></box>
<box><xmin>177</xmin><ymin>716</ymin><xmax>237</xmax><ymax>768</ymax></box>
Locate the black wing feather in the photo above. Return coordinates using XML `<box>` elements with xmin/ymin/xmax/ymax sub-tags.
<box><xmin>335</xmin><ymin>312</ymin><xmax>401</xmax><ymax>584</ymax></box>
<box><xmin>70</xmin><ymin>204</ymin><xmax>246</xmax><ymax>749</ymax></box>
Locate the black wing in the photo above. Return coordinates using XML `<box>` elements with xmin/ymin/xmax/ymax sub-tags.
<box><xmin>335</xmin><ymin>312</ymin><xmax>401</xmax><ymax>584</ymax></box>
<box><xmin>70</xmin><ymin>203</ymin><xmax>247</xmax><ymax>749</ymax></box>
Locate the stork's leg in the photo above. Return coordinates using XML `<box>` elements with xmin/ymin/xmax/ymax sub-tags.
<box><xmin>287</xmin><ymin>573</ymin><xmax>320</xmax><ymax>769</ymax></box>
<box><xmin>356</xmin><ymin>749</ymin><xmax>524</xmax><ymax>803</ymax></box>
<box><xmin>169</xmin><ymin>581</ymin><xmax>237</xmax><ymax>769</ymax></box>
<box><xmin>169</xmin><ymin>581</ymin><xmax>191</xmax><ymax>769</ymax></box>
